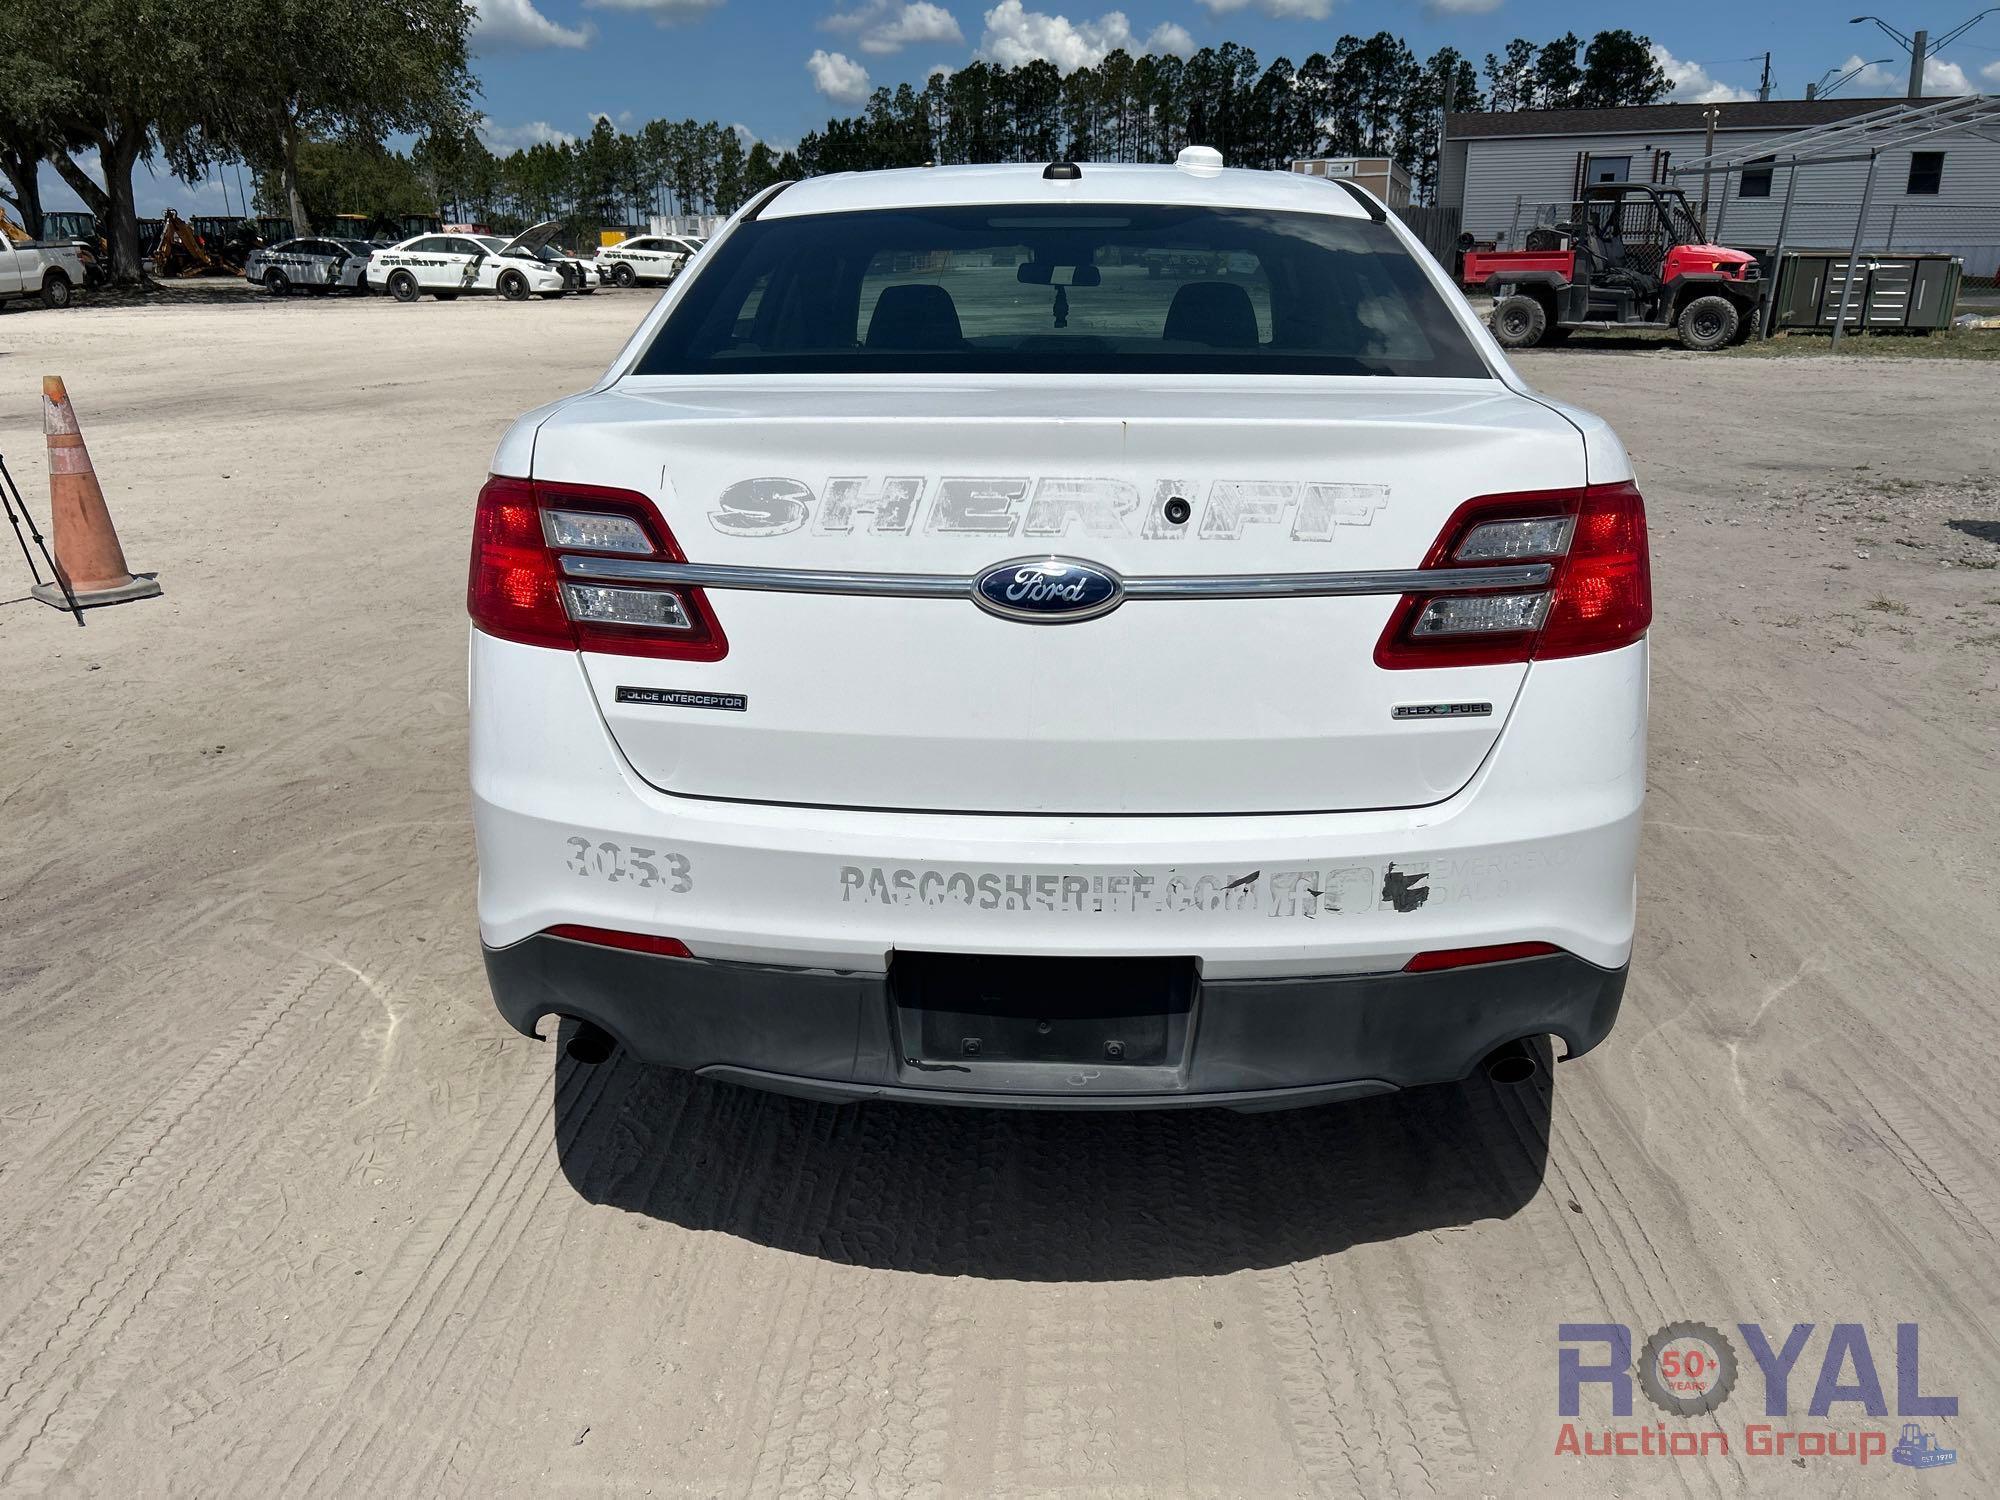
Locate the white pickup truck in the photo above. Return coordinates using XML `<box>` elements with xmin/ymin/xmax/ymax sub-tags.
<box><xmin>0</xmin><ymin>238</ymin><xmax>87</xmax><ymax>310</ymax></box>
<box><xmin>468</xmin><ymin>152</ymin><xmax>1651</xmax><ymax>1110</ymax></box>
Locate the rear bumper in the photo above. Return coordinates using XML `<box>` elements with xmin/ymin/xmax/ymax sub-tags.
<box><xmin>471</xmin><ymin>630</ymin><xmax>1647</xmax><ymax>977</ymax></box>
<box><xmin>485</xmin><ymin>934</ymin><xmax>1625</xmax><ymax>1110</ymax></box>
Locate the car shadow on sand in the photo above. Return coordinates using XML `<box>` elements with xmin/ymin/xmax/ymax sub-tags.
<box><xmin>550</xmin><ymin>1029</ymin><xmax>1553</xmax><ymax>1280</ymax></box>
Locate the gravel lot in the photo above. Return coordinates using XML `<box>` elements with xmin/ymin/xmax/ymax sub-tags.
<box><xmin>1</xmin><ymin>287</ymin><xmax>1995</xmax><ymax>1497</ymax></box>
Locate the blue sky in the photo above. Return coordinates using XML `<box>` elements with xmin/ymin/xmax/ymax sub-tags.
<box><xmin>41</xmin><ymin>0</ymin><xmax>2000</xmax><ymax>215</ymax></box>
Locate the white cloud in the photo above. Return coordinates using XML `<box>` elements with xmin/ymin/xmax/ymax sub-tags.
<box><xmin>477</xmin><ymin>117</ymin><xmax>580</xmax><ymax>152</ymax></box>
<box><xmin>979</xmin><ymin>2</ymin><xmax>1194</xmax><ymax>72</ymax></box>
<box><xmin>1931</xmin><ymin>58</ymin><xmax>1971</xmax><ymax>91</ymax></box>
<box><xmin>1651</xmin><ymin>45</ymin><xmax>1755</xmax><ymax>104</ymax></box>
<box><xmin>1197</xmin><ymin>0</ymin><xmax>1332</xmax><ymax>18</ymax></box>
<box><xmin>584</xmin><ymin>0</ymin><xmax>724</xmax><ymax>22</ymax></box>
<box><xmin>824</xmin><ymin>1</ymin><xmax>965</xmax><ymax>55</ymax></box>
<box><xmin>1833</xmin><ymin>52</ymin><xmax>1972</xmax><ymax>95</ymax></box>
<box><xmin>468</xmin><ymin>0</ymin><xmax>593</xmax><ymax>52</ymax></box>
<box><xmin>1984</xmin><ymin>59</ymin><xmax>2000</xmax><ymax>85</ymax></box>
<box><xmin>808</xmin><ymin>48</ymin><xmax>874</xmax><ymax>104</ymax></box>
<box><xmin>1422</xmin><ymin>0</ymin><xmax>1501</xmax><ymax>15</ymax></box>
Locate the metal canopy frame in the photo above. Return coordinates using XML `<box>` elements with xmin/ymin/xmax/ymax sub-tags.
<box><xmin>1666</xmin><ymin>95</ymin><xmax>2000</xmax><ymax>345</ymax></box>
<box><xmin>1673</xmin><ymin>94</ymin><xmax>2000</xmax><ymax>174</ymax></box>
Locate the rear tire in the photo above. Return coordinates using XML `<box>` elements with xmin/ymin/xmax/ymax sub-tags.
<box><xmin>40</xmin><ymin>271</ymin><xmax>73</xmax><ymax>310</ymax></box>
<box><xmin>388</xmin><ymin>270</ymin><xmax>419</xmax><ymax>303</ymax></box>
<box><xmin>611</xmin><ymin>261</ymin><xmax>635</xmax><ymax>288</ymax></box>
<box><xmin>1677</xmin><ymin>295</ymin><xmax>1739</xmax><ymax>352</ymax></box>
<box><xmin>1491</xmin><ymin>293</ymin><xmax>1548</xmax><ymax>349</ymax></box>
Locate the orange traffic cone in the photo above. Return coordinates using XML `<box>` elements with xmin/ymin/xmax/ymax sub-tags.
<box><xmin>30</xmin><ymin>376</ymin><xmax>161</xmax><ymax>610</ymax></box>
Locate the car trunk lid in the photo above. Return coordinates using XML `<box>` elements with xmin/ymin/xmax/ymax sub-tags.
<box><xmin>534</xmin><ymin>379</ymin><xmax>1584</xmax><ymax>815</ymax></box>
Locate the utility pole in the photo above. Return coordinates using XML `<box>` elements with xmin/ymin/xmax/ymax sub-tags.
<box><xmin>1437</xmin><ymin>69</ymin><xmax>1456</xmax><ymax>211</ymax></box>
<box><xmin>1758</xmin><ymin>53</ymin><xmax>1773</xmax><ymax>102</ymax></box>
<box><xmin>1909</xmin><ymin>28</ymin><xmax>1928</xmax><ymax>96</ymax></box>
<box><xmin>1698</xmin><ymin>106</ymin><xmax>1720</xmax><ymax>234</ymax></box>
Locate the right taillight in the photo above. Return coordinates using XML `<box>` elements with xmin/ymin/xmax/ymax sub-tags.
<box><xmin>1375</xmin><ymin>481</ymin><xmax>1650</xmax><ymax>669</ymax></box>
<box><xmin>467</xmin><ymin>475</ymin><xmax>727</xmax><ymax>661</ymax></box>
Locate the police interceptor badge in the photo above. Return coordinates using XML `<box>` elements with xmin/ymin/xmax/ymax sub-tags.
<box><xmin>616</xmin><ymin>687</ymin><xmax>747</xmax><ymax>712</ymax></box>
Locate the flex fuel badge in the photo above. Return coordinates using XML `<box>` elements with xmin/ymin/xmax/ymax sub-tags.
<box><xmin>1392</xmin><ymin>701</ymin><xmax>1493</xmax><ymax>720</ymax></box>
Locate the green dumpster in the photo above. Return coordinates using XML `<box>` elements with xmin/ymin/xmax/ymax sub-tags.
<box><xmin>1770</xmin><ymin>251</ymin><xmax>1963</xmax><ymax>332</ymax></box>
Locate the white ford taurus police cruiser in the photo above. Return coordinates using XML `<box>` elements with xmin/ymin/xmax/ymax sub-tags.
<box><xmin>369</xmin><ymin>222</ymin><xmax>569</xmax><ymax>301</ymax></box>
<box><xmin>469</xmin><ymin>150</ymin><xmax>1650</xmax><ymax>1109</ymax></box>
<box><xmin>594</xmin><ymin>233</ymin><xmax>703</xmax><ymax>286</ymax></box>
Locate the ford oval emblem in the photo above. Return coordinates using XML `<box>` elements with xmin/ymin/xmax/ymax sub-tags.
<box><xmin>972</xmin><ymin>556</ymin><xmax>1124</xmax><ymax>624</ymax></box>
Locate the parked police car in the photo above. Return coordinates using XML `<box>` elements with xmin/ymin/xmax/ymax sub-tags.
<box><xmin>593</xmin><ymin>233</ymin><xmax>702</xmax><ymax>287</ymax></box>
<box><xmin>543</xmin><ymin>242</ymin><xmax>603</xmax><ymax>294</ymax></box>
<box><xmin>469</xmin><ymin>153</ymin><xmax>1651</xmax><ymax>1110</ymax></box>
<box><xmin>244</xmin><ymin>237</ymin><xmax>374</xmax><ymax>295</ymax></box>
<box><xmin>368</xmin><ymin>222</ymin><xmax>570</xmax><ymax>302</ymax></box>
<box><xmin>468</xmin><ymin>234</ymin><xmax>599</xmax><ymax>294</ymax></box>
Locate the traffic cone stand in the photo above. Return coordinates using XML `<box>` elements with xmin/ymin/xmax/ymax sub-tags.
<box><xmin>31</xmin><ymin>376</ymin><xmax>161</xmax><ymax>610</ymax></box>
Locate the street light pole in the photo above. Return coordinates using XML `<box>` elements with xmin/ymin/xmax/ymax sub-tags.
<box><xmin>1813</xmin><ymin>58</ymin><xmax>1898</xmax><ymax>97</ymax></box>
<box><xmin>1850</xmin><ymin>11</ymin><xmax>1998</xmax><ymax>96</ymax></box>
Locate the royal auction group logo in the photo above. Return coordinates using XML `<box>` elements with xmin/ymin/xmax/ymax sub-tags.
<box><xmin>1556</xmin><ymin>1321</ymin><xmax>1958</xmax><ymax>1469</ymax></box>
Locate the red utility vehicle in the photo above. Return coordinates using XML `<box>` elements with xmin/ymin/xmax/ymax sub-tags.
<box><xmin>1462</xmin><ymin>183</ymin><xmax>1764</xmax><ymax>351</ymax></box>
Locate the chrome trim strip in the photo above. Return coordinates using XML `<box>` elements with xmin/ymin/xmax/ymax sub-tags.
<box><xmin>558</xmin><ymin>555</ymin><xmax>1554</xmax><ymax>598</ymax></box>
<box><xmin>1122</xmin><ymin>564</ymin><xmax>1553</xmax><ymax>598</ymax></box>
<box><xmin>563</xmin><ymin>556</ymin><xmax>971</xmax><ymax>597</ymax></box>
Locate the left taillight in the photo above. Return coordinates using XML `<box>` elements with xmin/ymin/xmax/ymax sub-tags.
<box><xmin>467</xmin><ymin>475</ymin><xmax>728</xmax><ymax>661</ymax></box>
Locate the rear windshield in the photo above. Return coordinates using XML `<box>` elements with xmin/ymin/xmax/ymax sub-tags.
<box><xmin>635</xmin><ymin>203</ymin><xmax>1488</xmax><ymax>379</ymax></box>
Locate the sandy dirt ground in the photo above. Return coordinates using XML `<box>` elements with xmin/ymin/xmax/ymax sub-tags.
<box><xmin>0</xmin><ymin>286</ymin><xmax>1996</xmax><ymax>1498</ymax></box>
